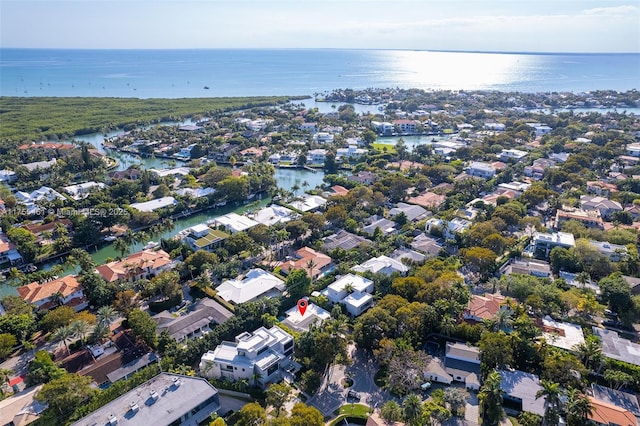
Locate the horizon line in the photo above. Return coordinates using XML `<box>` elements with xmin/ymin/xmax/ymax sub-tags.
<box><xmin>1</xmin><ymin>47</ymin><xmax>639</xmax><ymax>55</ymax></box>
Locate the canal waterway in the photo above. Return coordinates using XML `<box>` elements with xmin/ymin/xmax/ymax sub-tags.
<box><xmin>0</xmin><ymin>121</ymin><xmax>326</xmax><ymax>297</ymax></box>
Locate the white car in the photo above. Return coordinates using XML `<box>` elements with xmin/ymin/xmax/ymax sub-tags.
<box><xmin>420</xmin><ymin>382</ymin><xmax>432</xmax><ymax>390</ymax></box>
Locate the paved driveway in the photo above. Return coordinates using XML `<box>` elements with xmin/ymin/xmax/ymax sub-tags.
<box><xmin>307</xmin><ymin>343</ymin><xmax>393</xmax><ymax>417</ymax></box>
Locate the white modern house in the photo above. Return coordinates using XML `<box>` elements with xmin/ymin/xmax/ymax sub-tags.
<box><xmin>466</xmin><ymin>162</ymin><xmax>497</xmax><ymax>179</ymax></box>
<box><xmin>210</xmin><ymin>212</ymin><xmax>259</xmax><ymax>233</ymax></box>
<box><xmin>181</xmin><ymin>224</ymin><xmax>229</xmax><ymax>252</ymax></box>
<box><xmin>531</xmin><ymin>231</ymin><xmax>576</xmax><ymax>258</ymax></box>
<box><xmin>336</xmin><ymin>145</ymin><xmax>367</xmax><ymax>161</ymax></box>
<box><xmin>499</xmin><ymin>149</ymin><xmax>528</xmax><ymax>163</ymax></box>
<box><xmin>250</xmin><ymin>205</ymin><xmax>297</xmax><ymax>226</ymax></box>
<box><xmin>288</xmin><ymin>194</ymin><xmax>327</xmax><ymax>212</ymax></box>
<box><xmin>307</xmin><ymin>149</ymin><xmax>327</xmax><ymax>165</ymax></box>
<box><xmin>323</xmin><ymin>274</ymin><xmax>374</xmax><ymax>317</ymax></box>
<box><xmin>281</xmin><ymin>302</ymin><xmax>331</xmax><ymax>333</ymax></box>
<box><xmin>351</xmin><ymin>255</ymin><xmax>409</xmax><ymax>276</ymax></box>
<box><xmin>64</xmin><ymin>182</ymin><xmax>106</xmax><ymax>200</ymax></box>
<box><xmin>199</xmin><ymin>326</ymin><xmax>296</xmax><ymax>388</ymax></box>
<box><xmin>129</xmin><ymin>197</ymin><xmax>177</xmax><ymax>212</ymax></box>
<box><xmin>216</xmin><ymin>269</ymin><xmax>285</xmax><ymax>304</ymax></box>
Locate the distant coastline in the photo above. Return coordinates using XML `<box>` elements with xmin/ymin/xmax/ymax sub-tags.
<box><xmin>1</xmin><ymin>48</ymin><xmax>638</xmax><ymax>98</ymax></box>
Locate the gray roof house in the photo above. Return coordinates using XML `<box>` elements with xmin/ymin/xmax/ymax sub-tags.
<box><xmin>389</xmin><ymin>202</ymin><xmax>429</xmax><ymax>222</ymax></box>
<box><xmin>498</xmin><ymin>369</ymin><xmax>546</xmax><ymax>416</ymax></box>
<box><xmin>322</xmin><ymin>230</ymin><xmax>371</xmax><ymax>251</ymax></box>
<box><xmin>592</xmin><ymin>327</ymin><xmax>640</xmax><ymax>366</ymax></box>
<box><xmin>71</xmin><ymin>373</ymin><xmax>220</xmax><ymax>426</ymax></box>
<box><xmin>153</xmin><ymin>298</ymin><xmax>234</xmax><ymax>342</ymax></box>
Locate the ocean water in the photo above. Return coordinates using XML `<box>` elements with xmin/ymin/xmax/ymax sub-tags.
<box><xmin>1</xmin><ymin>49</ymin><xmax>639</xmax><ymax>97</ymax></box>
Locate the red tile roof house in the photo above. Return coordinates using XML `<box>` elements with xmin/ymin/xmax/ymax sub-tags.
<box><xmin>280</xmin><ymin>247</ymin><xmax>333</xmax><ymax>280</ymax></box>
<box><xmin>17</xmin><ymin>275</ymin><xmax>87</xmax><ymax>312</ymax></box>
<box><xmin>588</xmin><ymin>396</ymin><xmax>638</xmax><ymax>426</ymax></box>
<box><xmin>96</xmin><ymin>249</ymin><xmax>173</xmax><ymax>282</ymax></box>
<box><xmin>463</xmin><ymin>293</ymin><xmax>508</xmax><ymax>323</ymax></box>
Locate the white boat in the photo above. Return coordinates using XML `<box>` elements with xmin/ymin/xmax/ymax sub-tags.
<box><xmin>143</xmin><ymin>241</ymin><xmax>159</xmax><ymax>250</ymax></box>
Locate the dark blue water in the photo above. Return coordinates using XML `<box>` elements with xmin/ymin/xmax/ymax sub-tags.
<box><xmin>2</xmin><ymin>49</ymin><xmax>639</xmax><ymax>97</ymax></box>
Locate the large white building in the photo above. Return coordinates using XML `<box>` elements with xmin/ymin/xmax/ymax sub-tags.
<box><xmin>323</xmin><ymin>274</ymin><xmax>375</xmax><ymax>317</ymax></box>
<box><xmin>199</xmin><ymin>326</ymin><xmax>296</xmax><ymax>388</ymax></box>
<box><xmin>210</xmin><ymin>212</ymin><xmax>259</xmax><ymax>233</ymax></box>
<box><xmin>351</xmin><ymin>255</ymin><xmax>409</xmax><ymax>276</ymax></box>
<box><xmin>216</xmin><ymin>269</ymin><xmax>285</xmax><ymax>304</ymax></box>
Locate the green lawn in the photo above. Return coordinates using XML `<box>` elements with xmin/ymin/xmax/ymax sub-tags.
<box><xmin>371</xmin><ymin>143</ymin><xmax>397</xmax><ymax>153</ymax></box>
<box><xmin>329</xmin><ymin>404</ymin><xmax>372</xmax><ymax>426</ymax></box>
<box><xmin>335</xmin><ymin>403</ymin><xmax>371</xmax><ymax>417</ymax></box>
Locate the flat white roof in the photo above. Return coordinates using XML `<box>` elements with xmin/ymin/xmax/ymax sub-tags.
<box><xmin>541</xmin><ymin>316</ymin><xmax>585</xmax><ymax>351</ymax></box>
<box><xmin>71</xmin><ymin>373</ymin><xmax>218</xmax><ymax>426</ymax></box>
<box><xmin>213</xmin><ymin>212</ymin><xmax>259</xmax><ymax>232</ymax></box>
<box><xmin>289</xmin><ymin>194</ymin><xmax>327</xmax><ymax>212</ymax></box>
<box><xmin>130</xmin><ymin>197</ymin><xmax>176</xmax><ymax>212</ymax></box>
<box><xmin>328</xmin><ymin>273</ymin><xmax>373</xmax><ymax>293</ymax></box>
<box><xmin>352</xmin><ymin>255</ymin><xmax>409</xmax><ymax>275</ymax></box>
<box><xmin>343</xmin><ymin>292</ymin><xmax>374</xmax><ymax>308</ymax></box>
<box><xmin>216</xmin><ymin>269</ymin><xmax>284</xmax><ymax>304</ymax></box>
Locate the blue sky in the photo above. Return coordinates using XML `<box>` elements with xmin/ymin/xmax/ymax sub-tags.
<box><xmin>1</xmin><ymin>0</ymin><xmax>639</xmax><ymax>52</ymax></box>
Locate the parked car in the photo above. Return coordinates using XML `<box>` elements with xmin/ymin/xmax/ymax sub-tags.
<box><xmin>347</xmin><ymin>390</ymin><xmax>361</xmax><ymax>400</ymax></box>
<box><xmin>421</xmin><ymin>382</ymin><xmax>432</xmax><ymax>390</ymax></box>
<box><xmin>604</xmin><ymin>309</ymin><xmax>618</xmax><ymax>318</ymax></box>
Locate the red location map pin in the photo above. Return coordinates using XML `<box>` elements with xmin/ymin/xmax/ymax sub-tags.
<box><xmin>297</xmin><ymin>299</ymin><xmax>308</xmax><ymax>316</ymax></box>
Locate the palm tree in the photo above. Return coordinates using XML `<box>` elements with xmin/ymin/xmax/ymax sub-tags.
<box><xmin>402</xmin><ymin>394</ymin><xmax>423</xmax><ymax>426</ymax></box>
<box><xmin>51</xmin><ymin>324</ymin><xmax>74</xmax><ymax>356</ymax></box>
<box><xmin>96</xmin><ymin>306</ymin><xmax>118</xmax><ymax>327</ymax></box>
<box><xmin>565</xmin><ymin>388</ymin><xmax>593</xmax><ymax>426</ymax></box>
<box><xmin>479</xmin><ymin>370</ymin><xmax>504</xmax><ymax>426</ymax></box>
<box><xmin>573</xmin><ymin>336</ymin><xmax>602</xmax><ymax>371</ymax></box>
<box><xmin>575</xmin><ymin>271</ymin><xmax>591</xmax><ymax>288</ymax></box>
<box><xmin>439</xmin><ymin>315</ymin><xmax>457</xmax><ymax>337</ymax></box>
<box><xmin>380</xmin><ymin>400</ymin><xmax>403</xmax><ymax>424</ymax></box>
<box><xmin>70</xmin><ymin>320</ymin><xmax>91</xmax><ymax>345</ymax></box>
<box><xmin>305</xmin><ymin>258</ymin><xmax>317</xmax><ymax>280</ymax></box>
<box><xmin>50</xmin><ymin>291</ymin><xmax>65</xmax><ymax>308</ymax></box>
<box><xmin>250</xmin><ymin>371</ymin><xmax>263</xmax><ymax>388</ymax></box>
<box><xmin>114</xmin><ymin>237</ymin><xmax>130</xmax><ymax>258</ymax></box>
<box><xmin>536</xmin><ymin>380</ymin><xmax>564</xmax><ymax>426</ymax></box>
<box><xmin>492</xmin><ymin>308</ymin><xmax>514</xmax><ymax>332</ymax></box>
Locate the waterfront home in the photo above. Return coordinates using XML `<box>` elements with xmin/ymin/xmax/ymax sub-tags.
<box><xmin>96</xmin><ymin>249</ymin><xmax>173</xmax><ymax>282</ymax></box>
<box><xmin>306</xmin><ymin>149</ymin><xmax>327</xmax><ymax>165</ymax></box>
<box><xmin>371</xmin><ymin>120</ymin><xmax>394</xmax><ymax>135</ymax></box>
<box><xmin>346</xmin><ymin>171</ymin><xmax>378</xmax><ymax>185</ymax></box>
<box><xmin>336</xmin><ymin>145</ymin><xmax>367</xmax><ymax>161</ymax></box>
<box><xmin>181</xmin><ymin>224</ymin><xmax>229</xmax><ymax>252</ymax></box>
<box><xmin>288</xmin><ymin>194</ymin><xmax>327</xmax><ymax>212</ymax></box>
<box><xmin>199</xmin><ymin>326</ymin><xmax>296</xmax><ymax>388</ymax></box>
<box><xmin>393</xmin><ymin>119</ymin><xmax>419</xmax><ymax>134</ymax></box>
<box><xmin>70</xmin><ymin>373</ymin><xmax>220</xmax><ymax>426</ymax></box>
<box><xmin>210</xmin><ymin>212</ymin><xmax>259</xmax><ymax>233</ymax></box>
<box><xmin>175</xmin><ymin>187</ymin><xmax>216</xmax><ymax>198</ymax></box>
<box><xmin>63</xmin><ymin>182</ymin><xmax>106</xmax><ymax>200</ymax></box>
<box><xmin>129</xmin><ymin>196</ymin><xmax>177</xmax><ymax>212</ymax></box>
<box><xmin>148</xmin><ymin>167</ymin><xmax>191</xmax><ymax>179</ymax></box>
<box><xmin>17</xmin><ymin>275</ymin><xmax>87</xmax><ymax>312</ymax></box>
<box><xmin>323</xmin><ymin>274</ymin><xmax>374</xmax><ymax>317</ymax></box>
<box><xmin>249</xmin><ymin>205</ymin><xmax>296</xmax><ymax>227</ymax></box>
<box><xmin>216</xmin><ymin>269</ymin><xmax>285</xmax><ymax>304</ymax></box>
<box><xmin>153</xmin><ymin>297</ymin><xmax>234</xmax><ymax>342</ymax></box>
<box><xmin>0</xmin><ymin>233</ymin><xmax>22</xmax><ymax>265</ymax></box>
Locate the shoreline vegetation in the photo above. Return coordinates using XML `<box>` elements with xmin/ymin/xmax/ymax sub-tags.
<box><xmin>0</xmin><ymin>96</ymin><xmax>307</xmax><ymax>140</ymax></box>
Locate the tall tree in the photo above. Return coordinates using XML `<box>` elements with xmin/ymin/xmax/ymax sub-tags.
<box><xmin>127</xmin><ymin>310</ymin><xmax>157</xmax><ymax>349</ymax></box>
<box><xmin>536</xmin><ymin>380</ymin><xmax>563</xmax><ymax>426</ymax></box>
<box><xmin>36</xmin><ymin>373</ymin><xmax>95</xmax><ymax>415</ymax></box>
<box><xmin>478</xmin><ymin>370</ymin><xmax>504</xmax><ymax>426</ymax></box>
<box><xmin>402</xmin><ymin>394</ymin><xmax>423</xmax><ymax>426</ymax></box>
<box><xmin>565</xmin><ymin>388</ymin><xmax>593</xmax><ymax>426</ymax></box>
<box><xmin>266</xmin><ymin>382</ymin><xmax>292</xmax><ymax>417</ymax></box>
